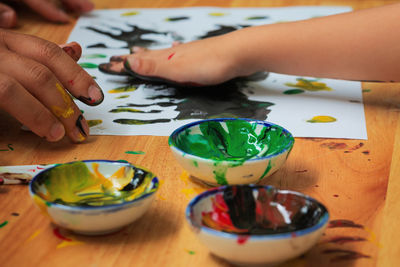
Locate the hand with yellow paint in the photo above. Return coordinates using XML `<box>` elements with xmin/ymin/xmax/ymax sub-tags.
<box><xmin>0</xmin><ymin>0</ymin><xmax>94</xmax><ymax>28</ymax></box>
<box><xmin>106</xmin><ymin>3</ymin><xmax>400</xmax><ymax>84</ymax></box>
<box><xmin>0</xmin><ymin>30</ymin><xmax>104</xmax><ymax>142</ymax></box>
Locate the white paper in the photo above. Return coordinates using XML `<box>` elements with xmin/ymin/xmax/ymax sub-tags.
<box><xmin>68</xmin><ymin>7</ymin><xmax>367</xmax><ymax>139</ymax></box>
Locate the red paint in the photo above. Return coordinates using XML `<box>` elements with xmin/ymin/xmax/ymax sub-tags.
<box><xmin>320</xmin><ymin>142</ymin><xmax>347</xmax><ymax>150</ymax></box>
<box><xmin>68</xmin><ymin>80</ymin><xmax>75</xmax><ymax>86</ymax></box>
<box><xmin>295</xmin><ymin>170</ymin><xmax>308</xmax><ymax>173</ymax></box>
<box><xmin>28</xmin><ymin>169</ymin><xmax>36</xmax><ymax>172</ymax></box>
<box><xmin>53</xmin><ymin>228</ymin><xmax>72</xmax><ymax>241</ymax></box>
<box><xmin>291</xmin><ymin>232</ymin><xmax>297</xmax><ymax>238</ymax></box>
<box><xmin>36</xmin><ymin>166</ymin><xmax>44</xmax><ymax>170</ymax></box>
<box><xmin>237</xmin><ymin>235</ymin><xmax>250</xmax><ymax>245</ymax></box>
<box><xmin>333</xmin><ymin>194</ymin><xmax>339</xmax><ymax>197</ymax></box>
<box><xmin>167</xmin><ymin>52</ymin><xmax>175</xmax><ymax>60</ymax></box>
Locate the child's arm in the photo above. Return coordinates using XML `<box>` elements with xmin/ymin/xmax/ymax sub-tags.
<box><xmin>115</xmin><ymin>3</ymin><xmax>400</xmax><ymax>84</ymax></box>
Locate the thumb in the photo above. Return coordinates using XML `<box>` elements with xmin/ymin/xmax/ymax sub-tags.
<box><xmin>0</xmin><ymin>3</ymin><xmax>17</xmax><ymax>28</ymax></box>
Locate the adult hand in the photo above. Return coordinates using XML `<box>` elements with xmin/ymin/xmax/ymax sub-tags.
<box><xmin>0</xmin><ymin>29</ymin><xmax>104</xmax><ymax>142</ymax></box>
<box><xmin>0</xmin><ymin>0</ymin><xmax>94</xmax><ymax>28</ymax></box>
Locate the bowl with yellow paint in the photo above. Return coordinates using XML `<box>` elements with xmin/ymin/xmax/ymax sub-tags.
<box><xmin>186</xmin><ymin>185</ymin><xmax>329</xmax><ymax>266</ymax></box>
<box><xmin>169</xmin><ymin>118</ymin><xmax>294</xmax><ymax>186</ymax></box>
<box><xmin>29</xmin><ymin>160</ymin><xmax>159</xmax><ymax>235</ymax></box>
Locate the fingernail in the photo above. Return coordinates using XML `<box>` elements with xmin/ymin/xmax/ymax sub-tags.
<box><xmin>75</xmin><ymin>114</ymin><xmax>89</xmax><ymax>137</ymax></box>
<box><xmin>0</xmin><ymin>11</ymin><xmax>16</xmax><ymax>28</ymax></box>
<box><xmin>48</xmin><ymin>122</ymin><xmax>65</xmax><ymax>142</ymax></box>
<box><xmin>56</xmin><ymin>10</ymin><xmax>70</xmax><ymax>23</ymax></box>
<box><xmin>79</xmin><ymin>83</ymin><xmax>104</xmax><ymax>106</ymax></box>
<box><xmin>125</xmin><ymin>57</ymin><xmax>140</xmax><ymax>71</ymax></box>
<box><xmin>110</xmin><ymin>56</ymin><xmax>124</xmax><ymax>62</ymax></box>
<box><xmin>131</xmin><ymin>46</ymin><xmax>141</xmax><ymax>53</ymax></box>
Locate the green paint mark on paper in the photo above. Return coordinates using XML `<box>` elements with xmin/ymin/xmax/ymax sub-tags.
<box><xmin>307</xmin><ymin>115</ymin><xmax>337</xmax><ymax>123</ymax></box>
<box><xmin>246</xmin><ymin>16</ymin><xmax>268</xmax><ymax>20</ymax></box>
<box><xmin>0</xmin><ymin>221</ymin><xmax>8</xmax><ymax>228</ymax></box>
<box><xmin>109</xmin><ymin>108</ymin><xmax>143</xmax><ymax>113</ymax></box>
<box><xmin>283</xmin><ymin>89</ymin><xmax>305</xmax><ymax>95</ymax></box>
<box><xmin>165</xmin><ymin>16</ymin><xmax>189</xmax><ymax>22</ymax></box>
<box><xmin>79</xmin><ymin>63</ymin><xmax>98</xmax><ymax>69</ymax></box>
<box><xmin>108</xmin><ymin>86</ymin><xmax>137</xmax><ymax>94</ymax></box>
<box><xmin>285</xmin><ymin>78</ymin><xmax>332</xmax><ymax>91</ymax></box>
<box><xmin>121</xmin><ymin>11</ymin><xmax>140</xmax><ymax>16</ymax></box>
<box><xmin>114</xmin><ymin>119</ymin><xmax>171</xmax><ymax>125</ymax></box>
<box><xmin>87</xmin><ymin>120</ymin><xmax>102</xmax><ymax>127</ymax></box>
<box><xmin>82</xmin><ymin>54</ymin><xmax>107</xmax><ymax>59</ymax></box>
<box><xmin>116</xmin><ymin>95</ymin><xmax>130</xmax><ymax>99</ymax></box>
<box><xmin>125</xmin><ymin>151</ymin><xmax>145</xmax><ymax>155</ymax></box>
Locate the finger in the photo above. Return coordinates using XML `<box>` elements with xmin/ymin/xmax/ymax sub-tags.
<box><xmin>60</xmin><ymin>0</ymin><xmax>94</xmax><ymax>13</ymax></box>
<box><xmin>99</xmin><ymin>55</ymin><xmax>128</xmax><ymax>75</ymax></box>
<box><xmin>0</xmin><ymin>73</ymin><xmax>65</xmax><ymax>142</ymax></box>
<box><xmin>172</xmin><ymin>41</ymin><xmax>181</xmax><ymax>47</ymax></box>
<box><xmin>60</xmin><ymin>42</ymin><xmax>82</xmax><ymax>62</ymax></box>
<box><xmin>3</xmin><ymin>31</ymin><xmax>104</xmax><ymax>107</ymax></box>
<box><xmin>0</xmin><ymin>3</ymin><xmax>17</xmax><ymax>28</ymax></box>
<box><xmin>0</xmin><ymin>50</ymin><xmax>89</xmax><ymax>142</ymax></box>
<box><xmin>130</xmin><ymin>46</ymin><xmax>148</xmax><ymax>54</ymax></box>
<box><xmin>22</xmin><ymin>0</ymin><xmax>70</xmax><ymax>23</ymax></box>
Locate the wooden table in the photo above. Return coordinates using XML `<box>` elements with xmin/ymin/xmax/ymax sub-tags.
<box><xmin>1</xmin><ymin>1</ymin><xmax>399</xmax><ymax>266</ymax></box>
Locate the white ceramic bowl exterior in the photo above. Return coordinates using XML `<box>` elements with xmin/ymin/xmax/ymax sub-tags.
<box><xmin>186</xmin><ymin>185</ymin><xmax>329</xmax><ymax>266</ymax></box>
<box><xmin>29</xmin><ymin>160</ymin><xmax>159</xmax><ymax>235</ymax></box>
<box><xmin>169</xmin><ymin>118</ymin><xmax>294</xmax><ymax>186</ymax></box>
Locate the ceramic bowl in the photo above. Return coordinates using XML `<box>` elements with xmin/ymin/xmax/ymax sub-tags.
<box><xmin>29</xmin><ymin>160</ymin><xmax>159</xmax><ymax>235</ymax></box>
<box><xmin>169</xmin><ymin>118</ymin><xmax>294</xmax><ymax>186</ymax></box>
<box><xmin>186</xmin><ymin>185</ymin><xmax>329</xmax><ymax>266</ymax></box>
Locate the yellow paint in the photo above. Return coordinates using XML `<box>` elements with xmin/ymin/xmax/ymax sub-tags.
<box><xmin>33</xmin><ymin>195</ymin><xmax>49</xmax><ymax>216</ymax></box>
<box><xmin>179</xmin><ymin>171</ymin><xmax>190</xmax><ymax>185</ymax></box>
<box><xmin>51</xmin><ymin>83</ymin><xmax>74</xmax><ymax>118</ymax></box>
<box><xmin>25</xmin><ymin>229</ymin><xmax>41</xmax><ymax>243</ymax></box>
<box><xmin>87</xmin><ymin>119</ymin><xmax>103</xmax><ymax>127</ymax></box>
<box><xmin>209</xmin><ymin>12</ymin><xmax>227</xmax><ymax>17</ymax></box>
<box><xmin>121</xmin><ymin>11</ymin><xmax>139</xmax><ymax>16</ymax></box>
<box><xmin>365</xmin><ymin>226</ymin><xmax>383</xmax><ymax>248</ymax></box>
<box><xmin>285</xmin><ymin>78</ymin><xmax>332</xmax><ymax>91</ymax></box>
<box><xmin>57</xmin><ymin>240</ymin><xmax>84</xmax><ymax>249</ymax></box>
<box><xmin>108</xmin><ymin>86</ymin><xmax>137</xmax><ymax>94</ymax></box>
<box><xmin>157</xmin><ymin>194</ymin><xmax>167</xmax><ymax>201</ymax></box>
<box><xmin>307</xmin><ymin>115</ymin><xmax>337</xmax><ymax>123</ymax></box>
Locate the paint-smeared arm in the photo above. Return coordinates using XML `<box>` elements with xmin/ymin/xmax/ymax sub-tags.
<box><xmin>113</xmin><ymin>3</ymin><xmax>400</xmax><ymax>84</ymax></box>
<box><xmin>0</xmin><ymin>29</ymin><xmax>104</xmax><ymax>142</ymax></box>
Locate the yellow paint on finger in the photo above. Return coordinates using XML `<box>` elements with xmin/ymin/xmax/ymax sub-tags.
<box><xmin>51</xmin><ymin>83</ymin><xmax>74</xmax><ymax>119</ymax></box>
<box><xmin>307</xmin><ymin>115</ymin><xmax>337</xmax><ymax>123</ymax></box>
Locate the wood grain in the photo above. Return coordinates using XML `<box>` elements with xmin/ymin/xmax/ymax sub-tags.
<box><xmin>1</xmin><ymin>1</ymin><xmax>399</xmax><ymax>267</ymax></box>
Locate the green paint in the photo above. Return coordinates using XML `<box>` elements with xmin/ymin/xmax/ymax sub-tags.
<box><xmin>117</xmin><ymin>160</ymin><xmax>129</xmax><ymax>163</ymax></box>
<box><xmin>258</xmin><ymin>160</ymin><xmax>272</xmax><ymax>181</ymax></box>
<box><xmin>362</xmin><ymin>89</ymin><xmax>371</xmax><ymax>93</ymax></box>
<box><xmin>32</xmin><ymin>162</ymin><xmax>155</xmax><ymax>207</ymax></box>
<box><xmin>108</xmin><ymin>86</ymin><xmax>137</xmax><ymax>94</ymax></box>
<box><xmin>172</xmin><ymin>120</ymin><xmax>293</xmax><ymax>161</ymax></box>
<box><xmin>192</xmin><ymin>160</ymin><xmax>198</xmax><ymax>167</ymax></box>
<box><xmin>0</xmin><ymin>221</ymin><xmax>8</xmax><ymax>228</ymax></box>
<box><xmin>82</xmin><ymin>54</ymin><xmax>107</xmax><ymax>59</ymax></box>
<box><xmin>283</xmin><ymin>89</ymin><xmax>305</xmax><ymax>95</ymax></box>
<box><xmin>125</xmin><ymin>151</ymin><xmax>145</xmax><ymax>155</ymax></box>
<box><xmin>0</xmin><ymin>144</ymin><xmax>13</xmax><ymax>151</ymax></box>
<box><xmin>80</xmin><ymin>110</ymin><xmax>85</xmax><ymax>114</ymax></box>
<box><xmin>87</xmin><ymin>120</ymin><xmax>102</xmax><ymax>127</ymax></box>
<box><xmin>114</xmin><ymin>118</ymin><xmax>171</xmax><ymax>125</ymax></box>
<box><xmin>116</xmin><ymin>95</ymin><xmax>130</xmax><ymax>99</ymax></box>
<box><xmin>213</xmin><ymin>168</ymin><xmax>228</xmax><ymax>185</ymax></box>
<box><xmin>246</xmin><ymin>16</ymin><xmax>268</xmax><ymax>20</ymax></box>
<box><xmin>187</xmin><ymin>250</ymin><xmax>196</xmax><ymax>255</ymax></box>
<box><xmin>45</xmin><ymin>201</ymin><xmax>52</xmax><ymax>207</ymax></box>
<box><xmin>79</xmin><ymin>63</ymin><xmax>98</xmax><ymax>69</ymax></box>
<box><xmin>109</xmin><ymin>108</ymin><xmax>143</xmax><ymax>113</ymax></box>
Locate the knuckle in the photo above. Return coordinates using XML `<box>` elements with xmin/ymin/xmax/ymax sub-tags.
<box><xmin>37</xmin><ymin>41</ymin><xmax>63</xmax><ymax>62</ymax></box>
<box><xmin>32</xmin><ymin>109</ymin><xmax>52</xmax><ymax>128</ymax></box>
<box><xmin>0</xmin><ymin>77</ymin><xmax>16</xmax><ymax>102</ymax></box>
<box><xmin>28</xmin><ymin>64</ymin><xmax>53</xmax><ymax>85</ymax></box>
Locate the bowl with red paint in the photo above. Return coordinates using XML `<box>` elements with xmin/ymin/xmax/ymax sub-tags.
<box><xmin>186</xmin><ymin>185</ymin><xmax>329</xmax><ymax>266</ymax></box>
<box><xmin>169</xmin><ymin>118</ymin><xmax>294</xmax><ymax>186</ymax></box>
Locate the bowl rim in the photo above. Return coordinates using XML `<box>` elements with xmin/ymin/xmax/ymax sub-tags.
<box><xmin>168</xmin><ymin>118</ymin><xmax>294</xmax><ymax>163</ymax></box>
<box><xmin>186</xmin><ymin>185</ymin><xmax>329</xmax><ymax>240</ymax></box>
<box><xmin>29</xmin><ymin>159</ymin><xmax>159</xmax><ymax>211</ymax></box>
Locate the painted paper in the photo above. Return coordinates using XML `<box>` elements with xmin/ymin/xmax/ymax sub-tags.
<box><xmin>68</xmin><ymin>6</ymin><xmax>367</xmax><ymax>139</ymax></box>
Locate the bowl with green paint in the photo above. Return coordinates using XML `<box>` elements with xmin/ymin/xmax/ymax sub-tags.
<box><xmin>169</xmin><ymin>118</ymin><xmax>294</xmax><ymax>186</ymax></box>
<box><xmin>29</xmin><ymin>160</ymin><xmax>159</xmax><ymax>235</ymax></box>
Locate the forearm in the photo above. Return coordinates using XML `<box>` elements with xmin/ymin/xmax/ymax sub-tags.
<box><xmin>231</xmin><ymin>4</ymin><xmax>400</xmax><ymax>81</ymax></box>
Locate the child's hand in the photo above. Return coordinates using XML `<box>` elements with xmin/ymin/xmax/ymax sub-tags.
<box><xmin>0</xmin><ymin>29</ymin><xmax>103</xmax><ymax>142</ymax></box>
<box><xmin>101</xmin><ymin>34</ymin><xmax>256</xmax><ymax>86</ymax></box>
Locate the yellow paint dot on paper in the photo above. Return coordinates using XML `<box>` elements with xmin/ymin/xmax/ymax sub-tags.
<box><xmin>307</xmin><ymin>115</ymin><xmax>337</xmax><ymax>123</ymax></box>
<box><xmin>209</xmin><ymin>12</ymin><xmax>227</xmax><ymax>17</ymax></box>
<box><xmin>57</xmin><ymin>240</ymin><xmax>84</xmax><ymax>249</ymax></box>
<box><xmin>121</xmin><ymin>11</ymin><xmax>140</xmax><ymax>16</ymax></box>
<box><xmin>285</xmin><ymin>78</ymin><xmax>332</xmax><ymax>92</ymax></box>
